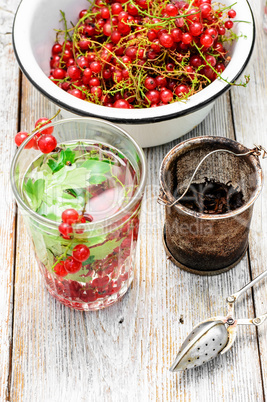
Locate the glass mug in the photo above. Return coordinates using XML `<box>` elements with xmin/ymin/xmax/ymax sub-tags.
<box><xmin>11</xmin><ymin>117</ymin><xmax>147</xmax><ymax>311</ymax></box>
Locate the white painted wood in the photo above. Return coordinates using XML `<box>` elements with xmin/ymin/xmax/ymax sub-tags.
<box><xmin>0</xmin><ymin>1</ymin><xmax>20</xmax><ymax>400</ymax></box>
<box><xmin>3</xmin><ymin>0</ymin><xmax>266</xmax><ymax>401</ymax></box>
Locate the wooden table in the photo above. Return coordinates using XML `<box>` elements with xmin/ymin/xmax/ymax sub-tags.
<box><xmin>1</xmin><ymin>1</ymin><xmax>267</xmax><ymax>401</ymax></box>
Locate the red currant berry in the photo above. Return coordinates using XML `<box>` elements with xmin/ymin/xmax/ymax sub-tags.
<box><xmin>165</xmin><ymin>4</ymin><xmax>178</xmax><ymax>17</ymax></box>
<box><xmin>54</xmin><ymin>261</ymin><xmax>68</xmax><ymax>277</ymax></box>
<box><xmin>171</xmin><ymin>28</ymin><xmax>182</xmax><ymax>42</ymax></box>
<box><xmin>68</xmin><ymin>89</ymin><xmax>84</xmax><ymax>99</ymax></box>
<box><xmin>175</xmin><ymin>84</ymin><xmax>190</xmax><ymax>97</ymax></box>
<box><xmin>59</xmin><ymin>222</ymin><xmax>73</xmax><ymax>239</ymax></box>
<box><xmin>52</xmin><ymin>68</ymin><xmax>66</xmax><ymax>80</ymax></box>
<box><xmin>225</xmin><ymin>20</ymin><xmax>234</xmax><ymax>29</ymax></box>
<box><xmin>159</xmin><ymin>33</ymin><xmax>174</xmax><ymax>48</ymax></box>
<box><xmin>15</xmin><ymin>132</ymin><xmax>35</xmax><ymax>149</ymax></box>
<box><xmin>199</xmin><ymin>3</ymin><xmax>212</xmax><ymax>18</ymax></box>
<box><xmin>67</xmin><ymin>66</ymin><xmax>81</xmax><ymax>81</ymax></box>
<box><xmin>35</xmin><ymin>118</ymin><xmax>54</xmax><ymax>135</ymax></box>
<box><xmin>62</xmin><ymin>209</ymin><xmax>79</xmax><ymax>225</ymax></box>
<box><xmin>181</xmin><ymin>32</ymin><xmax>193</xmax><ymax>45</ymax></box>
<box><xmin>111</xmin><ymin>3</ymin><xmax>123</xmax><ymax>15</ymax></box>
<box><xmin>37</xmin><ymin>135</ymin><xmax>57</xmax><ymax>154</ymax></box>
<box><xmin>228</xmin><ymin>9</ymin><xmax>236</xmax><ymax>18</ymax></box>
<box><xmin>72</xmin><ymin>244</ymin><xmax>90</xmax><ymax>262</ymax></box>
<box><xmin>113</xmin><ymin>99</ymin><xmax>130</xmax><ymax>108</ymax></box>
<box><xmin>160</xmin><ymin>89</ymin><xmax>173</xmax><ymax>104</ymax></box>
<box><xmin>64</xmin><ymin>257</ymin><xmax>82</xmax><ymax>274</ymax></box>
<box><xmin>146</xmin><ymin>89</ymin><xmax>160</xmax><ymax>105</ymax></box>
<box><xmin>76</xmin><ymin>56</ymin><xmax>89</xmax><ymax>69</ymax></box>
<box><xmin>144</xmin><ymin>76</ymin><xmax>157</xmax><ymax>90</ymax></box>
<box><xmin>52</xmin><ymin>43</ymin><xmax>62</xmax><ymax>55</ymax></box>
<box><xmin>218</xmin><ymin>26</ymin><xmax>226</xmax><ymax>35</ymax></box>
<box><xmin>189</xmin><ymin>22</ymin><xmax>203</xmax><ymax>36</ymax></box>
<box><xmin>200</xmin><ymin>33</ymin><xmax>213</xmax><ymax>47</ymax></box>
<box><xmin>79</xmin><ymin>9</ymin><xmax>88</xmax><ymax>19</ymax></box>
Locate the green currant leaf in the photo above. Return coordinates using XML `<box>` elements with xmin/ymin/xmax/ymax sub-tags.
<box><xmin>89</xmin><ymin>175</ymin><xmax>107</xmax><ymax>185</ymax></box>
<box><xmin>24</xmin><ymin>178</ymin><xmax>45</xmax><ymax>211</ymax></box>
<box><xmin>81</xmin><ymin>159</ymin><xmax>111</xmax><ymax>174</ymax></box>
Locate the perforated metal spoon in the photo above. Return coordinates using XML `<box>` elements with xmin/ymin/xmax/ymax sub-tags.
<box><xmin>170</xmin><ymin>269</ymin><xmax>267</xmax><ymax>372</ymax></box>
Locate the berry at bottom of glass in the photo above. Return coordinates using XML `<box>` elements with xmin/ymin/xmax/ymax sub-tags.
<box><xmin>21</xmin><ymin>140</ymin><xmax>141</xmax><ymax>311</ymax></box>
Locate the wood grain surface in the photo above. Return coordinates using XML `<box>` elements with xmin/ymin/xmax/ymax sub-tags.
<box><xmin>0</xmin><ymin>1</ymin><xmax>20</xmax><ymax>401</ymax></box>
<box><xmin>0</xmin><ymin>0</ymin><xmax>266</xmax><ymax>401</ymax></box>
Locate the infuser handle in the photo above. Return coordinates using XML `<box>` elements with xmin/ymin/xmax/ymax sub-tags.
<box><xmin>236</xmin><ymin>313</ymin><xmax>267</xmax><ymax>326</ymax></box>
<box><xmin>227</xmin><ymin>269</ymin><xmax>267</xmax><ymax>304</ymax></box>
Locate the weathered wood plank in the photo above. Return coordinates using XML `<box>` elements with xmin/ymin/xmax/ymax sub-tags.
<box><xmin>0</xmin><ymin>1</ymin><xmax>20</xmax><ymax>400</ymax></box>
<box><xmin>230</xmin><ymin>0</ymin><xmax>267</xmax><ymax>397</ymax></box>
<box><xmin>10</xmin><ymin>83</ymin><xmax>264</xmax><ymax>402</ymax></box>
<box><xmin>10</xmin><ymin>0</ymin><xmax>265</xmax><ymax>400</ymax></box>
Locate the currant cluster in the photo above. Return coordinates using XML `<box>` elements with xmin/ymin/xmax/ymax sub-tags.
<box><xmin>15</xmin><ymin>114</ymin><xmax>58</xmax><ymax>153</ymax></box>
<box><xmin>55</xmin><ymin>208</ymin><xmax>92</xmax><ymax>277</ymax></box>
<box><xmin>58</xmin><ymin>208</ymin><xmax>93</xmax><ymax>239</ymax></box>
<box><xmin>49</xmin><ymin>0</ymin><xmax>237</xmax><ymax>108</ymax></box>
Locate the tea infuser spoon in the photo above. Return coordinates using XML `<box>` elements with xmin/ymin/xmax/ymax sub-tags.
<box><xmin>170</xmin><ymin>268</ymin><xmax>267</xmax><ymax>372</ymax></box>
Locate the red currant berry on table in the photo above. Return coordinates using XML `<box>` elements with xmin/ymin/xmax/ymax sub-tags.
<box><xmin>54</xmin><ymin>261</ymin><xmax>68</xmax><ymax>277</ymax></box>
<box><xmin>72</xmin><ymin>244</ymin><xmax>90</xmax><ymax>262</ymax></box>
<box><xmin>64</xmin><ymin>257</ymin><xmax>82</xmax><ymax>274</ymax></box>
<box><xmin>37</xmin><ymin>134</ymin><xmax>57</xmax><ymax>154</ymax></box>
<box><xmin>35</xmin><ymin>117</ymin><xmax>54</xmax><ymax>135</ymax></box>
<box><xmin>62</xmin><ymin>209</ymin><xmax>79</xmax><ymax>225</ymax></box>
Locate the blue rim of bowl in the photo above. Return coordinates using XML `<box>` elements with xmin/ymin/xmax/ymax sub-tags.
<box><xmin>12</xmin><ymin>1</ymin><xmax>255</xmax><ymax>125</ymax></box>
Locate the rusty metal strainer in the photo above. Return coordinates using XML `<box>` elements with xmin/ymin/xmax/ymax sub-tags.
<box><xmin>170</xmin><ymin>268</ymin><xmax>267</xmax><ymax>371</ymax></box>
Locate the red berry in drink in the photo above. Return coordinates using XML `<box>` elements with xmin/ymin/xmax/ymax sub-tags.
<box><xmin>37</xmin><ymin>134</ymin><xmax>57</xmax><ymax>154</ymax></box>
<box><xmin>72</xmin><ymin>244</ymin><xmax>90</xmax><ymax>262</ymax></box>
<box><xmin>64</xmin><ymin>256</ymin><xmax>82</xmax><ymax>274</ymax></box>
<box><xmin>54</xmin><ymin>261</ymin><xmax>68</xmax><ymax>277</ymax></box>
<box><xmin>35</xmin><ymin>118</ymin><xmax>54</xmax><ymax>135</ymax></box>
<box><xmin>62</xmin><ymin>209</ymin><xmax>79</xmax><ymax>225</ymax></box>
<box><xmin>59</xmin><ymin>222</ymin><xmax>73</xmax><ymax>239</ymax></box>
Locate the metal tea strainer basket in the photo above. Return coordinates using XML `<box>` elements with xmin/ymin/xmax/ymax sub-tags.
<box><xmin>170</xmin><ymin>267</ymin><xmax>267</xmax><ymax>372</ymax></box>
<box><xmin>159</xmin><ymin>138</ymin><xmax>266</xmax><ymax>274</ymax></box>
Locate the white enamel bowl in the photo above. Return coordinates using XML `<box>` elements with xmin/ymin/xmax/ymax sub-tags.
<box><xmin>12</xmin><ymin>0</ymin><xmax>255</xmax><ymax>147</ymax></box>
